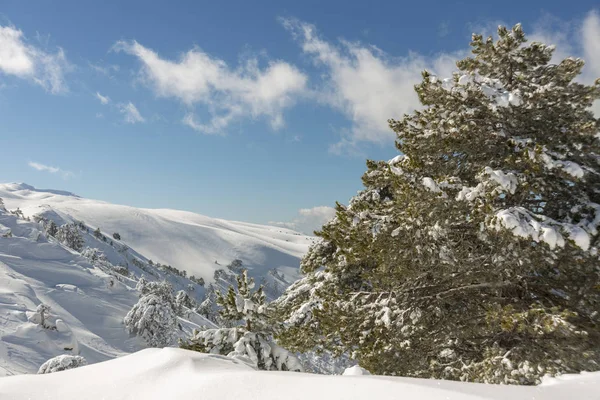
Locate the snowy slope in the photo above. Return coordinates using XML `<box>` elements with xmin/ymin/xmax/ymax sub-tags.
<box><xmin>0</xmin><ymin>183</ymin><xmax>313</xmax><ymax>286</ymax></box>
<box><xmin>0</xmin><ymin>208</ymin><xmax>214</xmax><ymax>376</ymax></box>
<box><xmin>1</xmin><ymin>348</ymin><xmax>599</xmax><ymax>400</ymax></box>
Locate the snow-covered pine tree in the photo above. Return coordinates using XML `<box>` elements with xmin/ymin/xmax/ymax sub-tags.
<box><xmin>44</xmin><ymin>220</ymin><xmax>58</xmax><ymax>237</ymax></box>
<box><xmin>175</xmin><ymin>290</ymin><xmax>195</xmax><ymax>315</ymax></box>
<box><xmin>55</xmin><ymin>223</ymin><xmax>84</xmax><ymax>252</ymax></box>
<box><xmin>124</xmin><ymin>280</ymin><xmax>178</xmax><ymax>347</ymax></box>
<box><xmin>181</xmin><ymin>270</ymin><xmax>302</xmax><ymax>372</ymax></box>
<box><xmin>275</xmin><ymin>24</ymin><xmax>600</xmax><ymax>384</ymax></box>
<box><xmin>0</xmin><ymin>197</ymin><xmax>5</xmax><ymax>211</ymax></box>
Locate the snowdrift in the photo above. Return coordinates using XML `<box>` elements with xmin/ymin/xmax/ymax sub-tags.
<box><xmin>0</xmin><ymin>348</ymin><xmax>598</xmax><ymax>400</ymax></box>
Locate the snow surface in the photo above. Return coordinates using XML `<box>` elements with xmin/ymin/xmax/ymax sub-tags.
<box><xmin>0</xmin><ymin>183</ymin><xmax>313</xmax><ymax>285</ymax></box>
<box><xmin>0</xmin><ymin>348</ymin><xmax>598</xmax><ymax>400</ymax></box>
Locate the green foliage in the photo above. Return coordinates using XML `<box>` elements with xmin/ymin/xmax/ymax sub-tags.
<box><xmin>180</xmin><ymin>270</ymin><xmax>302</xmax><ymax>371</ymax></box>
<box><xmin>216</xmin><ymin>270</ymin><xmax>266</xmax><ymax>331</ymax></box>
<box><xmin>275</xmin><ymin>24</ymin><xmax>600</xmax><ymax>384</ymax></box>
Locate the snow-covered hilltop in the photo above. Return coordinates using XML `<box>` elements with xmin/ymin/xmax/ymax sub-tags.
<box><xmin>0</xmin><ymin>183</ymin><xmax>313</xmax><ymax>286</ymax></box>
<box><xmin>0</xmin><ymin>183</ymin><xmax>312</xmax><ymax>376</ymax></box>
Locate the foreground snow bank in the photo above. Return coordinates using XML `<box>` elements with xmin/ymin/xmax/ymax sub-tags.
<box><xmin>0</xmin><ymin>348</ymin><xmax>598</xmax><ymax>400</ymax></box>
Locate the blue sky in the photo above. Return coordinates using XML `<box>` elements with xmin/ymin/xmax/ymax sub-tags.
<box><xmin>0</xmin><ymin>1</ymin><xmax>599</xmax><ymax>232</ymax></box>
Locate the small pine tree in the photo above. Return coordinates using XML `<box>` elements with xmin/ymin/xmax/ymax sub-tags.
<box><xmin>181</xmin><ymin>270</ymin><xmax>302</xmax><ymax>372</ymax></box>
<box><xmin>175</xmin><ymin>290</ymin><xmax>194</xmax><ymax>315</ymax></box>
<box><xmin>93</xmin><ymin>227</ymin><xmax>102</xmax><ymax>239</ymax></box>
<box><xmin>124</xmin><ymin>282</ymin><xmax>178</xmax><ymax>347</ymax></box>
<box><xmin>0</xmin><ymin>197</ymin><xmax>5</xmax><ymax>211</ymax></box>
<box><xmin>45</xmin><ymin>220</ymin><xmax>58</xmax><ymax>237</ymax></box>
<box><xmin>217</xmin><ymin>270</ymin><xmax>266</xmax><ymax>331</ymax></box>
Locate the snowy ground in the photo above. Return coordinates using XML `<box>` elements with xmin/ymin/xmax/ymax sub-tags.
<box><xmin>0</xmin><ymin>183</ymin><xmax>313</xmax><ymax>285</ymax></box>
<box><xmin>0</xmin><ymin>207</ymin><xmax>219</xmax><ymax>376</ymax></box>
<box><xmin>0</xmin><ymin>348</ymin><xmax>598</xmax><ymax>400</ymax></box>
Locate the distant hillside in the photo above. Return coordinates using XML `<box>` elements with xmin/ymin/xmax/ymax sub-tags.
<box><xmin>0</xmin><ymin>183</ymin><xmax>314</xmax><ymax>290</ymax></box>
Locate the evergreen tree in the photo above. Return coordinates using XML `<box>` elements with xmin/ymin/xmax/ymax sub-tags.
<box><xmin>56</xmin><ymin>223</ymin><xmax>84</xmax><ymax>252</ymax></box>
<box><xmin>175</xmin><ymin>290</ymin><xmax>195</xmax><ymax>315</ymax></box>
<box><xmin>227</xmin><ymin>259</ymin><xmax>244</xmax><ymax>273</ymax></box>
<box><xmin>45</xmin><ymin>220</ymin><xmax>58</xmax><ymax>237</ymax></box>
<box><xmin>0</xmin><ymin>197</ymin><xmax>5</xmax><ymax>211</ymax></box>
<box><xmin>181</xmin><ymin>270</ymin><xmax>302</xmax><ymax>372</ymax></box>
<box><xmin>275</xmin><ymin>25</ymin><xmax>600</xmax><ymax>384</ymax></box>
<box><xmin>93</xmin><ymin>227</ymin><xmax>102</xmax><ymax>239</ymax></box>
<box><xmin>124</xmin><ymin>281</ymin><xmax>178</xmax><ymax>347</ymax></box>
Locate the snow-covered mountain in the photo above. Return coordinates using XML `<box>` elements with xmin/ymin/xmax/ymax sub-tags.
<box><xmin>0</xmin><ymin>183</ymin><xmax>313</xmax><ymax>376</ymax></box>
<box><xmin>0</xmin><ymin>183</ymin><xmax>313</xmax><ymax>287</ymax></box>
<box><xmin>0</xmin><ymin>204</ymin><xmax>220</xmax><ymax>376</ymax></box>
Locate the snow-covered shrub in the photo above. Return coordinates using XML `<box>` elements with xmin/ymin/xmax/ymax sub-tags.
<box><xmin>112</xmin><ymin>232</ymin><xmax>121</xmax><ymax>240</ymax></box>
<box><xmin>125</xmin><ymin>281</ymin><xmax>178</xmax><ymax>347</ymax></box>
<box><xmin>37</xmin><ymin>355</ymin><xmax>87</xmax><ymax>374</ymax></box>
<box><xmin>55</xmin><ymin>223</ymin><xmax>84</xmax><ymax>252</ymax></box>
<box><xmin>29</xmin><ymin>304</ymin><xmax>56</xmax><ymax>330</ymax></box>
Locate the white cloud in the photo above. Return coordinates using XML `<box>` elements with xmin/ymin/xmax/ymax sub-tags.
<box><xmin>28</xmin><ymin>161</ymin><xmax>75</xmax><ymax>179</ymax></box>
<box><xmin>529</xmin><ymin>10</ymin><xmax>600</xmax><ymax>115</ymax></box>
<box><xmin>0</xmin><ymin>25</ymin><xmax>69</xmax><ymax>93</ymax></box>
<box><xmin>581</xmin><ymin>11</ymin><xmax>600</xmax><ymax>116</ymax></box>
<box><xmin>118</xmin><ymin>102</ymin><xmax>145</xmax><ymax>124</ymax></box>
<box><xmin>113</xmin><ymin>40</ymin><xmax>307</xmax><ymax>134</ymax></box>
<box><xmin>96</xmin><ymin>92</ymin><xmax>110</xmax><ymax>105</ymax></box>
<box><xmin>280</xmin><ymin>18</ymin><xmax>463</xmax><ymax>153</ymax></box>
<box><xmin>271</xmin><ymin>206</ymin><xmax>336</xmax><ymax>235</ymax></box>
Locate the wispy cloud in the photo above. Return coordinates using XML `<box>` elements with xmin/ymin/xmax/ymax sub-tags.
<box><xmin>28</xmin><ymin>161</ymin><xmax>75</xmax><ymax>179</ymax></box>
<box><xmin>280</xmin><ymin>18</ymin><xmax>464</xmax><ymax>154</ymax></box>
<box><xmin>113</xmin><ymin>40</ymin><xmax>307</xmax><ymax>134</ymax></box>
<box><xmin>89</xmin><ymin>62</ymin><xmax>119</xmax><ymax>77</ymax></box>
<box><xmin>0</xmin><ymin>25</ymin><xmax>69</xmax><ymax>93</ymax></box>
<box><xmin>96</xmin><ymin>91</ymin><xmax>110</xmax><ymax>105</ymax></box>
<box><xmin>118</xmin><ymin>102</ymin><xmax>145</xmax><ymax>124</ymax></box>
<box><xmin>270</xmin><ymin>205</ymin><xmax>336</xmax><ymax>235</ymax></box>
<box><xmin>280</xmin><ymin>11</ymin><xmax>600</xmax><ymax>153</ymax></box>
